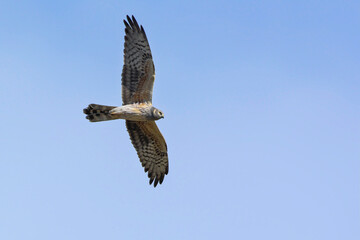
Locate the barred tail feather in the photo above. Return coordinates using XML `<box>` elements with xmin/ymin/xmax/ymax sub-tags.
<box><xmin>83</xmin><ymin>104</ymin><xmax>117</xmax><ymax>122</ymax></box>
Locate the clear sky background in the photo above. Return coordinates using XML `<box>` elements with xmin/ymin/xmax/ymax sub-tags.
<box><xmin>0</xmin><ymin>0</ymin><xmax>359</xmax><ymax>239</ymax></box>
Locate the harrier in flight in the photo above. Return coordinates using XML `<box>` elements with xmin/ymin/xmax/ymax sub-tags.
<box><xmin>83</xmin><ymin>15</ymin><xmax>168</xmax><ymax>187</ymax></box>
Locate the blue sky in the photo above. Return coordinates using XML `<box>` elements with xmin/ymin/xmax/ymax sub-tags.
<box><xmin>0</xmin><ymin>0</ymin><xmax>359</xmax><ymax>239</ymax></box>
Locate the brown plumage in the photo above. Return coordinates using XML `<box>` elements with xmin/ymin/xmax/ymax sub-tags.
<box><xmin>122</xmin><ymin>15</ymin><xmax>155</xmax><ymax>104</ymax></box>
<box><xmin>126</xmin><ymin>121</ymin><xmax>168</xmax><ymax>187</ymax></box>
<box><xmin>83</xmin><ymin>15</ymin><xmax>168</xmax><ymax>187</ymax></box>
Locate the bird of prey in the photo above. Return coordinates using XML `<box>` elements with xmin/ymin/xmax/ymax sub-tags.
<box><xmin>83</xmin><ymin>15</ymin><xmax>168</xmax><ymax>187</ymax></box>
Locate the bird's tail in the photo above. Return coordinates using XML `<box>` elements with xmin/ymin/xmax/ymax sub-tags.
<box><xmin>83</xmin><ymin>104</ymin><xmax>117</xmax><ymax>122</ymax></box>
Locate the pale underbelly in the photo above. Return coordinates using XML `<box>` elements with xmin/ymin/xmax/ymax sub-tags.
<box><xmin>109</xmin><ymin>106</ymin><xmax>151</xmax><ymax>121</ymax></box>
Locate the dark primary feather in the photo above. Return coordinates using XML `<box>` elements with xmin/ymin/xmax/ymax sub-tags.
<box><xmin>122</xmin><ymin>15</ymin><xmax>155</xmax><ymax>105</ymax></box>
<box><xmin>126</xmin><ymin>120</ymin><xmax>168</xmax><ymax>187</ymax></box>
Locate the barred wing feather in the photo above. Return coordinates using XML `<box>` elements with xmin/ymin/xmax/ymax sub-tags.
<box><xmin>126</xmin><ymin>120</ymin><xmax>168</xmax><ymax>187</ymax></box>
<box><xmin>122</xmin><ymin>15</ymin><xmax>155</xmax><ymax>105</ymax></box>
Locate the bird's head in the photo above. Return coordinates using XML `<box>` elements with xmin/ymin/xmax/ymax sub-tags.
<box><xmin>152</xmin><ymin>107</ymin><xmax>164</xmax><ymax>120</ymax></box>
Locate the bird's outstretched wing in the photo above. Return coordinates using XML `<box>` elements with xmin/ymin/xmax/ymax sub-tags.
<box><xmin>122</xmin><ymin>15</ymin><xmax>155</xmax><ymax>105</ymax></box>
<box><xmin>126</xmin><ymin>120</ymin><xmax>168</xmax><ymax>187</ymax></box>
